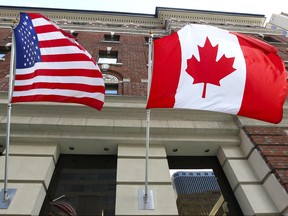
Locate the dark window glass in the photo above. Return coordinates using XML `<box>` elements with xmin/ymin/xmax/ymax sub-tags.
<box><xmin>0</xmin><ymin>46</ymin><xmax>10</xmax><ymax>61</ymax></box>
<box><xmin>40</xmin><ymin>155</ymin><xmax>117</xmax><ymax>216</ymax></box>
<box><xmin>98</xmin><ymin>50</ymin><xmax>118</xmax><ymax>64</ymax></box>
<box><xmin>105</xmin><ymin>84</ymin><xmax>118</xmax><ymax>95</ymax></box>
<box><xmin>263</xmin><ymin>36</ymin><xmax>283</xmax><ymax>43</ymax></box>
<box><xmin>72</xmin><ymin>32</ymin><xmax>79</xmax><ymax>37</ymax></box>
<box><xmin>104</xmin><ymin>34</ymin><xmax>120</xmax><ymax>42</ymax></box>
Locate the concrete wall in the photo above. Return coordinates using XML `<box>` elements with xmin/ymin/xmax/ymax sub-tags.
<box><xmin>217</xmin><ymin>129</ymin><xmax>288</xmax><ymax>215</ymax></box>
<box><xmin>116</xmin><ymin>144</ymin><xmax>178</xmax><ymax>216</ymax></box>
<box><xmin>1</xmin><ymin>132</ymin><xmax>288</xmax><ymax>215</ymax></box>
<box><xmin>0</xmin><ymin>143</ymin><xmax>59</xmax><ymax>215</ymax></box>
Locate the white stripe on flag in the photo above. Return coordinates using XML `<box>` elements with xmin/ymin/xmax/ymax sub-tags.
<box><xmin>15</xmin><ymin>61</ymin><xmax>100</xmax><ymax>75</ymax></box>
<box><xmin>32</xmin><ymin>17</ymin><xmax>51</xmax><ymax>27</ymax></box>
<box><xmin>14</xmin><ymin>76</ymin><xmax>104</xmax><ymax>86</ymax></box>
<box><xmin>37</xmin><ymin>32</ymin><xmax>66</xmax><ymax>41</ymax></box>
<box><xmin>40</xmin><ymin>46</ymin><xmax>85</xmax><ymax>55</ymax></box>
<box><xmin>13</xmin><ymin>88</ymin><xmax>105</xmax><ymax>100</ymax></box>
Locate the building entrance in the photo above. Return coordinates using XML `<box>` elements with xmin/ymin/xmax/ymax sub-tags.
<box><xmin>40</xmin><ymin>154</ymin><xmax>117</xmax><ymax>216</ymax></box>
<box><xmin>168</xmin><ymin>156</ymin><xmax>243</xmax><ymax>216</ymax></box>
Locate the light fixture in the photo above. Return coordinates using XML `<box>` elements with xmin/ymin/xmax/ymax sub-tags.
<box><xmin>106</xmin><ymin>46</ymin><xmax>112</xmax><ymax>54</ymax></box>
<box><xmin>101</xmin><ymin>63</ymin><xmax>109</xmax><ymax>71</ymax></box>
<box><xmin>110</xmin><ymin>32</ymin><xmax>115</xmax><ymax>38</ymax></box>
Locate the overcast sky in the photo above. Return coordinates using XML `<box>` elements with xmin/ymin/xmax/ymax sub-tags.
<box><xmin>0</xmin><ymin>0</ymin><xmax>287</xmax><ymax>22</ymax></box>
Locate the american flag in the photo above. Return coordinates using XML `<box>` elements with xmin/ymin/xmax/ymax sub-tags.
<box><xmin>12</xmin><ymin>12</ymin><xmax>105</xmax><ymax>110</ymax></box>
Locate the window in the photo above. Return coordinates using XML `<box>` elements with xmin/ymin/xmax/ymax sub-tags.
<box><xmin>263</xmin><ymin>36</ymin><xmax>283</xmax><ymax>43</ymax></box>
<box><xmin>0</xmin><ymin>45</ymin><xmax>10</xmax><ymax>61</ymax></box>
<box><xmin>145</xmin><ymin>36</ymin><xmax>149</xmax><ymax>44</ymax></box>
<box><xmin>104</xmin><ymin>34</ymin><xmax>120</xmax><ymax>42</ymax></box>
<box><xmin>105</xmin><ymin>84</ymin><xmax>118</xmax><ymax>95</ymax></box>
<box><xmin>71</xmin><ymin>31</ymin><xmax>79</xmax><ymax>38</ymax></box>
<box><xmin>103</xmin><ymin>74</ymin><xmax>119</xmax><ymax>95</ymax></box>
<box><xmin>0</xmin><ymin>53</ymin><xmax>5</xmax><ymax>61</ymax></box>
<box><xmin>98</xmin><ymin>50</ymin><xmax>118</xmax><ymax>64</ymax></box>
<box><xmin>40</xmin><ymin>155</ymin><xmax>117</xmax><ymax>216</ymax></box>
<box><xmin>168</xmin><ymin>156</ymin><xmax>243</xmax><ymax>216</ymax></box>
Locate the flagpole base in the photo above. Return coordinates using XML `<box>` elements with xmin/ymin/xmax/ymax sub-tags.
<box><xmin>0</xmin><ymin>189</ymin><xmax>16</xmax><ymax>209</ymax></box>
<box><xmin>138</xmin><ymin>189</ymin><xmax>155</xmax><ymax>210</ymax></box>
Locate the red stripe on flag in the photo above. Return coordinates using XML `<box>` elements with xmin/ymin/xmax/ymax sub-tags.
<box><xmin>28</xmin><ymin>13</ymin><xmax>49</xmax><ymax>20</ymax></box>
<box><xmin>12</xmin><ymin>95</ymin><xmax>104</xmax><ymax>111</ymax></box>
<box><xmin>146</xmin><ymin>32</ymin><xmax>182</xmax><ymax>108</ymax></box>
<box><xmin>34</xmin><ymin>25</ymin><xmax>59</xmax><ymax>34</ymax></box>
<box><xmin>41</xmin><ymin>53</ymin><xmax>92</xmax><ymax>62</ymax></box>
<box><xmin>39</xmin><ymin>39</ymin><xmax>74</xmax><ymax>48</ymax></box>
<box><xmin>233</xmin><ymin>32</ymin><xmax>287</xmax><ymax>124</ymax></box>
<box><xmin>15</xmin><ymin>69</ymin><xmax>103</xmax><ymax>80</ymax></box>
<box><xmin>13</xmin><ymin>83</ymin><xmax>105</xmax><ymax>93</ymax></box>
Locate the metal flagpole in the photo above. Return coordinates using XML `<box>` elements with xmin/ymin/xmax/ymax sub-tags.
<box><xmin>138</xmin><ymin>31</ymin><xmax>155</xmax><ymax>210</ymax></box>
<box><xmin>0</xmin><ymin>20</ymin><xmax>17</xmax><ymax>209</ymax></box>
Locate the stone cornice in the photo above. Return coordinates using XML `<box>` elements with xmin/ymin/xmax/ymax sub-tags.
<box><xmin>0</xmin><ymin>5</ymin><xmax>269</xmax><ymax>35</ymax></box>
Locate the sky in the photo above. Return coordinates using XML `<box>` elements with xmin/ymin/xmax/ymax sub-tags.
<box><xmin>0</xmin><ymin>0</ymin><xmax>287</xmax><ymax>22</ymax></box>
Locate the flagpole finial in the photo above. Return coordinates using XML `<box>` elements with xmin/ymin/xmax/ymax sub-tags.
<box><xmin>11</xmin><ymin>19</ymin><xmax>18</xmax><ymax>29</ymax></box>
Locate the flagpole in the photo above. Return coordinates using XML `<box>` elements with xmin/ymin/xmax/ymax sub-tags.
<box><xmin>138</xmin><ymin>31</ymin><xmax>155</xmax><ymax>210</ymax></box>
<box><xmin>0</xmin><ymin>20</ymin><xmax>17</xmax><ymax>209</ymax></box>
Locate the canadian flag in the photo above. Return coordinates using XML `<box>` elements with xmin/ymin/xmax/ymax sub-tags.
<box><xmin>146</xmin><ymin>24</ymin><xmax>287</xmax><ymax>124</ymax></box>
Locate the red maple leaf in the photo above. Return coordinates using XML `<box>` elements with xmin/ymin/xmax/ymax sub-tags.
<box><xmin>186</xmin><ymin>37</ymin><xmax>236</xmax><ymax>98</ymax></box>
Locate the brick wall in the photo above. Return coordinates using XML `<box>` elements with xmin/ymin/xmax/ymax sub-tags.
<box><xmin>244</xmin><ymin>127</ymin><xmax>288</xmax><ymax>193</ymax></box>
<box><xmin>77</xmin><ymin>31</ymin><xmax>149</xmax><ymax>96</ymax></box>
<box><xmin>0</xmin><ymin>28</ymin><xmax>12</xmax><ymax>91</ymax></box>
<box><xmin>0</xmin><ymin>30</ymin><xmax>150</xmax><ymax>95</ymax></box>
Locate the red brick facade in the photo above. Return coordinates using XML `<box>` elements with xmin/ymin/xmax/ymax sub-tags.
<box><xmin>244</xmin><ymin>127</ymin><xmax>288</xmax><ymax>193</ymax></box>
<box><xmin>77</xmin><ymin>32</ymin><xmax>149</xmax><ymax>96</ymax></box>
<box><xmin>0</xmin><ymin>28</ymin><xmax>12</xmax><ymax>91</ymax></box>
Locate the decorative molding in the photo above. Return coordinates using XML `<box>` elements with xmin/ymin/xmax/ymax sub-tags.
<box><xmin>103</xmin><ymin>74</ymin><xmax>119</xmax><ymax>83</ymax></box>
<box><xmin>123</xmin><ymin>78</ymin><xmax>130</xmax><ymax>83</ymax></box>
<box><xmin>0</xmin><ymin>6</ymin><xmax>272</xmax><ymax>37</ymax></box>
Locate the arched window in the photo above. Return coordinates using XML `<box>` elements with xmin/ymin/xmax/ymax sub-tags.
<box><xmin>103</xmin><ymin>74</ymin><xmax>119</xmax><ymax>95</ymax></box>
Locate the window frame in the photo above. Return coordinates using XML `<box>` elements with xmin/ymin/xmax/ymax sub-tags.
<box><xmin>98</xmin><ymin>50</ymin><xmax>118</xmax><ymax>65</ymax></box>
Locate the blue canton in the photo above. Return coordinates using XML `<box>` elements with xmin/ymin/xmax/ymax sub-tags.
<box><xmin>14</xmin><ymin>13</ymin><xmax>42</xmax><ymax>69</ymax></box>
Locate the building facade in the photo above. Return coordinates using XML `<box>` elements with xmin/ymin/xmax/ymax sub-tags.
<box><xmin>266</xmin><ymin>12</ymin><xmax>288</xmax><ymax>38</ymax></box>
<box><xmin>0</xmin><ymin>6</ymin><xmax>288</xmax><ymax>216</ymax></box>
